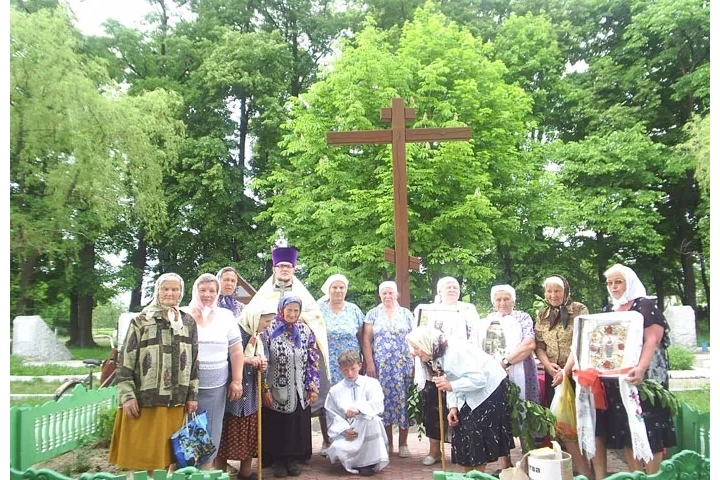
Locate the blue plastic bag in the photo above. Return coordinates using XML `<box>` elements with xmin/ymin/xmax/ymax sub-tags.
<box><xmin>170</xmin><ymin>411</ymin><xmax>216</xmax><ymax>467</ymax></box>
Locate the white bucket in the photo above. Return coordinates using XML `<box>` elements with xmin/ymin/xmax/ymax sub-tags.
<box><xmin>526</xmin><ymin>449</ymin><xmax>573</xmax><ymax>480</ymax></box>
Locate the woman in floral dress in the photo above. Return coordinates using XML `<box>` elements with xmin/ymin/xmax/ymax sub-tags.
<box><xmin>360</xmin><ymin>280</ymin><xmax>414</xmax><ymax>458</ymax></box>
<box><xmin>317</xmin><ymin>273</ymin><xmax>366</xmax><ymax>454</ymax></box>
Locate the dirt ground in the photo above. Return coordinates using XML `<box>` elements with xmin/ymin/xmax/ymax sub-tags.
<box><xmin>34</xmin><ymin>444</ymin><xmax>127</xmax><ymax>478</ymax></box>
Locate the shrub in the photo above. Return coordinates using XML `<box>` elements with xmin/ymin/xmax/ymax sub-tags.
<box><xmin>667</xmin><ymin>346</ymin><xmax>695</xmax><ymax>370</ymax></box>
<box><xmin>94</xmin><ymin>407</ymin><xmax>117</xmax><ymax>448</ymax></box>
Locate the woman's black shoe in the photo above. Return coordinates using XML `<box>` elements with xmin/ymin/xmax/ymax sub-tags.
<box><xmin>286</xmin><ymin>459</ymin><xmax>302</xmax><ymax>476</ymax></box>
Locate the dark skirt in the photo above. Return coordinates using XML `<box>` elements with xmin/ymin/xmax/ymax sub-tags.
<box><xmin>261</xmin><ymin>404</ymin><xmax>312</xmax><ymax>464</ymax></box>
<box><xmin>422</xmin><ymin>381</ymin><xmax>452</xmax><ymax>443</ymax></box>
<box><xmin>595</xmin><ymin>378</ymin><xmax>677</xmax><ymax>453</ymax></box>
<box><xmin>451</xmin><ymin>379</ymin><xmax>515</xmax><ymax>467</ymax></box>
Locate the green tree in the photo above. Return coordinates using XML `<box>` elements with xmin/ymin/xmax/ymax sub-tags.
<box><xmin>257</xmin><ymin>5</ymin><xmax>534</xmax><ymax>309</ymax></box>
<box><xmin>10</xmin><ymin>6</ymin><xmax>183</xmax><ymax>344</ymax></box>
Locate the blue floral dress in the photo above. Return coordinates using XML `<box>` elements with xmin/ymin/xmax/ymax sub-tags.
<box><xmin>318</xmin><ymin>300</ymin><xmax>365</xmax><ymax>385</ymax></box>
<box><xmin>364</xmin><ymin>303</ymin><xmax>414</xmax><ymax>428</ymax></box>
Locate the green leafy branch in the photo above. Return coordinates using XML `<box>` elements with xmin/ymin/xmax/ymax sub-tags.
<box><xmin>508</xmin><ymin>380</ymin><xmax>557</xmax><ymax>453</ymax></box>
<box><xmin>406</xmin><ymin>382</ymin><xmax>426</xmax><ymax>440</ymax></box>
<box><xmin>638</xmin><ymin>379</ymin><xmax>680</xmax><ymax>416</ymax></box>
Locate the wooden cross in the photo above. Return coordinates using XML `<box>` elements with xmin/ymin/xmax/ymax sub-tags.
<box><xmin>326</xmin><ymin>98</ymin><xmax>472</xmax><ymax>308</ymax></box>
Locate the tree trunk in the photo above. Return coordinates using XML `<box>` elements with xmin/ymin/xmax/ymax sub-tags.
<box><xmin>130</xmin><ymin>230</ymin><xmax>148</xmax><ymax>312</ymax></box>
<box><xmin>16</xmin><ymin>250</ymin><xmax>38</xmax><ymax>316</ymax></box>
<box><xmin>67</xmin><ymin>242</ymin><xmax>98</xmax><ymax>347</ymax></box>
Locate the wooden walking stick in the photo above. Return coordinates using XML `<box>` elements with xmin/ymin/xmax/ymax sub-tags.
<box><xmin>438</xmin><ymin>377</ymin><xmax>447</xmax><ymax>471</ymax></box>
<box><xmin>257</xmin><ymin>366</ymin><xmax>263</xmax><ymax>480</ymax></box>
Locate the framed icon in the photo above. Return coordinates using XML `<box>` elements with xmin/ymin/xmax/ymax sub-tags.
<box><xmin>572</xmin><ymin>311</ymin><xmax>645</xmax><ymax>376</ymax></box>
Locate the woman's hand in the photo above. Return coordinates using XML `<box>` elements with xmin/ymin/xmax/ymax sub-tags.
<box><xmin>122</xmin><ymin>398</ymin><xmax>140</xmax><ymax>419</ymax></box>
<box><xmin>227</xmin><ymin>379</ymin><xmax>243</xmax><ymax>401</ymax></box>
<box><xmin>262</xmin><ymin>391</ymin><xmax>273</xmax><ymax>407</ymax></box>
<box><xmin>545</xmin><ymin>362</ymin><xmax>561</xmax><ymax>379</ymax></box>
<box><xmin>185</xmin><ymin>400</ymin><xmax>198</xmax><ymax>414</ymax></box>
<box><xmin>551</xmin><ymin>369</ymin><xmax>564</xmax><ymax>387</ymax></box>
<box><xmin>625</xmin><ymin>365</ymin><xmax>647</xmax><ymax>386</ymax></box>
<box><xmin>257</xmin><ymin>357</ymin><xmax>268</xmax><ymax>372</ymax></box>
<box><xmin>307</xmin><ymin>390</ymin><xmax>319</xmax><ymax>404</ymax></box>
<box><xmin>365</xmin><ymin>361</ymin><xmax>377</xmax><ymax>378</ymax></box>
<box><xmin>447</xmin><ymin>407</ymin><xmax>459</xmax><ymax>427</ymax></box>
<box><xmin>433</xmin><ymin>375</ymin><xmax>453</xmax><ymax>392</ymax></box>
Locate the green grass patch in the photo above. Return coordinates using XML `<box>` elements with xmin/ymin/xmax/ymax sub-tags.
<box><xmin>10</xmin><ymin>397</ymin><xmax>56</xmax><ymax>408</ymax></box>
<box><xmin>11</xmin><ymin>379</ymin><xmax>66</xmax><ymax>394</ymax></box>
<box><xmin>10</xmin><ymin>355</ymin><xmax>89</xmax><ymax>376</ymax></box>
<box><xmin>674</xmin><ymin>385</ymin><xmax>710</xmax><ymax>413</ymax></box>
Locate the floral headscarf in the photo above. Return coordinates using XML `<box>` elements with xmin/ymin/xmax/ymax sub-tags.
<box><xmin>269</xmin><ymin>295</ymin><xmax>303</xmax><ymax>348</ymax></box>
<box><xmin>141</xmin><ymin>273</ymin><xmax>185</xmax><ymax>332</ymax></box>
<box><xmin>406</xmin><ymin>325</ymin><xmax>448</xmax><ymax>376</ymax></box>
<box><xmin>216</xmin><ymin>266</ymin><xmax>240</xmax><ymax>315</ymax></box>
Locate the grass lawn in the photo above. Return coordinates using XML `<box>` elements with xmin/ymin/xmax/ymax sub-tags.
<box><xmin>674</xmin><ymin>385</ymin><xmax>710</xmax><ymax>413</ymax></box>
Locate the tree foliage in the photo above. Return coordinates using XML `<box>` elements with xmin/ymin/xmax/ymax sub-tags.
<box><xmin>9</xmin><ymin>0</ymin><xmax>712</xmax><ymax>327</ymax></box>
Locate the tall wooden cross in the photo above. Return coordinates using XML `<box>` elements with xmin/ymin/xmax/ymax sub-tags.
<box><xmin>326</xmin><ymin>98</ymin><xmax>472</xmax><ymax>308</ymax></box>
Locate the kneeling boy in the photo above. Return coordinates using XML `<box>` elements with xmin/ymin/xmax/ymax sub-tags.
<box><xmin>324</xmin><ymin>349</ymin><xmax>389</xmax><ymax>476</ymax></box>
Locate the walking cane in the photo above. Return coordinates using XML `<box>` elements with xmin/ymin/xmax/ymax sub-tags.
<box><xmin>438</xmin><ymin>377</ymin><xmax>447</xmax><ymax>471</ymax></box>
<box><xmin>257</xmin><ymin>367</ymin><xmax>263</xmax><ymax>480</ymax></box>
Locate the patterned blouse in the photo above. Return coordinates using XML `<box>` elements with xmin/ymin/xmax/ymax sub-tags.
<box><xmin>535</xmin><ymin>301</ymin><xmax>589</xmax><ymax>367</ymax></box>
<box><xmin>116</xmin><ymin>310</ymin><xmax>199</xmax><ymax>408</ymax></box>
<box><xmin>318</xmin><ymin>299</ymin><xmax>365</xmax><ymax>384</ymax></box>
<box><xmin>264</xmin><ymin>319</ymin><xmax>321</xmax><ymax>413</ymax></box>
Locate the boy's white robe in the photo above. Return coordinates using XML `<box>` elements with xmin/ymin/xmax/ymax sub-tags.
<box><xmin>324</xmin><ymin>375</ymin><xmax>389</xmax><ymax>474</ymax></box>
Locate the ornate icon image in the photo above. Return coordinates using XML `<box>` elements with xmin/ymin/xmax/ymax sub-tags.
<box><xmin>588</xmin><ymin>324</ymin><xmax>627</xmax><ymax>370</ymax></box>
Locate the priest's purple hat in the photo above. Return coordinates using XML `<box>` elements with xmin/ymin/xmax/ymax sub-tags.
<box><xmin>272</xmin><ymin>246</ymin><xmax>298</xmax><ymax>266</ymax></box>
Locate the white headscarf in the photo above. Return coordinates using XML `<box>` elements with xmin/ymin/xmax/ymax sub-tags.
<box><xmin>318</xmin><ymin>273</ymin><xmax>349</xmax><ymax>303</ymax></box>
<box><xmin>141</xmin><ymin>272</ymin><xmax>185</xmax><ymax>333</ymax></box>
<box><xmin>435</xmin><ymin>276</ymin><xmax>459</xmax><ymax>304</ymax></box>
<box><xmin>188</xmin><ymin>273</ymin><xmax>221</xmax><ymax>322</ymax></box>
<box><xmin>490</xmin><ymin>284</ymin><xmax>516</xmax><ymax>303</ymax></box>
<box><xmin>378</xmin><ymin>280</ymin><xmax>398</xmax><ymax>294</ymax></box>
<box><xmin>605</xmin><ymin>264</ymin><xmax>647</xmax><ymax>310</ymax></box>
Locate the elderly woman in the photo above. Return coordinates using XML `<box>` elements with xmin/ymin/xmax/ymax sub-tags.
<box><xmin>317</xmin><ymin>273</ymin><xmax>366</xmax><ymax>454</ymax></box>
<box><xmin>361</xmin><ymin>280</ymin><xmax>414</xmax><ymax>458</ymax></box>
<box><xmin>216</xmin><ymin>302</ymin><xmax>274</xmax><ymax>480</ymax></box>
<box><xmin>186</xmin><ymin>273</ymin><xmax>245</xmax><ymax>470</ymax></box>
<box><xmin>262</xmin><ymin>295</ymin><xmax>321</xmax><ymax>478</ymax></box>
<box><xmin>472</xmin><ymin>284</ymin><xmax>539</xmax><ymax>470</ymax></box>
<box><xmin>217</xmin><ymin>266</ymin><xmax>244</xmax><ymax>316</ymax></box>
<box><xmin>109</xmin><ymin>273</ymin><xmax>199</xmax><ymax>473</ymax></box>
<box><xmin>406</xmin><ymin>326</ymin><xmax>514</xmax><ymax>473</ymax></box>
<box><xmin>413</xmin><ymin>276</ymin><xmax>480</xmax><ymax>466</ymax></box>
<box><xmin>534</xmin><ymin>275</ymin><xmax>591</xmax><ymax>477</ymax></box>
<box><xmin>591</xmin><ymin>264</ymin><xmax>676</xmax><ymax>478</ymax></box>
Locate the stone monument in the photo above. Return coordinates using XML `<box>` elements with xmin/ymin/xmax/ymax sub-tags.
<box><xmin>664</xmin><ymin>305</ymin><xmax>697</xmax><ymax>351</ymax></box>
<box><xmin>12</xmin><ymin>315</ymin><xmax>73</xmax><ymax>361</ymax></box>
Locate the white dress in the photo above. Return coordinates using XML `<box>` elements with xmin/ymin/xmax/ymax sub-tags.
<box><xmin>324</xmin><ymin>375</ymin><xmax>390</xmax><ymax>474</ymax></box>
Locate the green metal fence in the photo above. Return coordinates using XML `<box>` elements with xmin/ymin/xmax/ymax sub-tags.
<box><xmin>667</xmin><ymin>403</ymin><xmax>710</xmax><ymax>458</ymax></box>
<box><xmin>9</xmin><ymin>384</ymin><xmax>118</xmax><ymax>471</ymax></box>
<box><xmin>430</xmin><ymin>449</ymin><xmax>709</xmax><ymax>480</ymax></box>
<box><xmin>10</xmin><ymin>466</ymin><xmax>231</xmax><ymax>480</ymax></box>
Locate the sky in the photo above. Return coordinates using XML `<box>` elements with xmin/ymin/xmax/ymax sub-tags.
<box><xmin>64</xmin><ymin>0</ymin><xmax>156</xmax><ymax>36</ymax></box>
